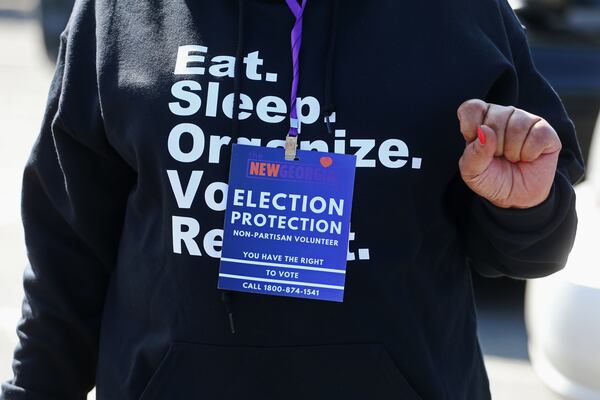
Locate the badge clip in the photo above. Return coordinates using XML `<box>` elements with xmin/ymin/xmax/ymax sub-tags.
<box><xmin>284</xmin><ymin>135</ymin><xmax>298</xmax><ymax>161</ymax></box>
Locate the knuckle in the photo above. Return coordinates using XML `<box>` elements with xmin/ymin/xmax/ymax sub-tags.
<box><xmin>507</xmin><ymin>109</ymin><xmax>531</xmax><ymax>135</ymax></box>
<box><xmin>530</xmin><ymin>119</ymin><xmax>555</xmax><ymax>145</ymax></box>
<box><xmin>496</xmin><ymin>104</ymin><xmax>514</xmax><ymax>117</ymax></box>
<box><xmin>458</xmin><ymin>99</ymin><xmax>487</xmax><ymax>120</ymax></box>
<box><xmin>528</xmin><ymin>131</ymin><xmax>545</xmax><ymax>149</ymax></box>
<box><xmin>484</xmin><ymin>104</ymin><xmax>512</xmax><ymax>132</ymax></box>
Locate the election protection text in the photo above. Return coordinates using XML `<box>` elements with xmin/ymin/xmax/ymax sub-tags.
<box><xmin>231</xmin><ymin>189</ymin><xmax>345</xmax><ymax>235</ymax></box>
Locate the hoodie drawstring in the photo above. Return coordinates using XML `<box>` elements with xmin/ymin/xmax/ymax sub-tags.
<box><xmin>221</xmin><ymin>0</ymin><xmax>246</xmax><ymax>336</ymax></box>
<box><xmin>231</xmin><ymin>0</ymin><xmax>246</xmax><ymax>140</ymax></box>
<box><xmin>221</xmin><ymin>291</ymin><xmax>236</xmax><ymax>334</ymax></box>
<box><xmin>323</xmin><ymin>0</ymin><xmax>340</xmax><ymax>134</ymax></box>
<box><xmin>323</xmin><ymin>0</ymin><xmax>339</xmax><ymax>134</ymax></box>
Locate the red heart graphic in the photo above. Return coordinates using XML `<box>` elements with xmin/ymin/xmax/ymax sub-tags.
<box><xmin>320</xmin><ymin>156</ymin><xmax>333</xmax><ymax>168</ymax></box>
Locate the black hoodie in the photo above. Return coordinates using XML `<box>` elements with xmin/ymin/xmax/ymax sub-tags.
<box><xmin>1</xmin><ymin>0</ymin><xmax>584</xmax><ymax>399</ymax></box>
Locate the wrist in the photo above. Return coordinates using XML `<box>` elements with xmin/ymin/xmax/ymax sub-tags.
<box><xmin>479</xmin><ymin>183</ymin><xmax>558</xmax><ymax>232</ymax></box>
<box><xmin>486</xmin><ymin>186</ymin><xmax>553</xmax><ymax>209</ymax></box>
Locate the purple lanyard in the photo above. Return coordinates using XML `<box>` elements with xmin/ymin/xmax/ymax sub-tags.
<box><xmin>284</xmin><ymin>0</ymin><xmax>308</xmax><ymax>160</ymax></box>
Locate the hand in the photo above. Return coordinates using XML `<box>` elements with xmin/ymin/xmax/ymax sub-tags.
<box><xmin>457</xmin><ymin>99</ymin><xmax>562</xmax><ymax>209</ymax></box>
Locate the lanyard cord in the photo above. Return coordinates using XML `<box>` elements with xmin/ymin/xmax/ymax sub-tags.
<box><xmin>284</xmin><ymin>0</ymin><xmax>308</xmax><ymax>160</ymax></box>
<box><xmin>285</xmin><ymin>0</ymin><xmax>307</xmax><ymax>138</ymax></box>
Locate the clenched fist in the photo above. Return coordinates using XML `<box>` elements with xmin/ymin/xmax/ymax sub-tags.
<box><xmin>457</xmin><ymin>99</ymin><xmax>562</xmax><ymax>209</ymax></box>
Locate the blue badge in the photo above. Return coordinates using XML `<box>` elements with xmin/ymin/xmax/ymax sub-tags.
<box><xmin>218</xmin><ymin>144</ymin><xmax>356</xmax><ymax>302</ymax></box>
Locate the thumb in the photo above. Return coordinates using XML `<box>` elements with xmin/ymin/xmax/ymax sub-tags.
<box><xmin>459</xmin><ymin>125</ymin><xmax>497</xmax><ymax>178</ymax></box>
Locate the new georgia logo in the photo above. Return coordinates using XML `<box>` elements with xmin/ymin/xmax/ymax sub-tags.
<box><xmin>247</xmin><ymin>159</ymin><xmax>336</xmax><ymax>183</ymax></box>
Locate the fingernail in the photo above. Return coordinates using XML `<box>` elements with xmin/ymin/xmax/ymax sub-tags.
<box><xmin>477</xmin><ymin>126</ymin><xmax>486</xmax><ymax>145</ymax></box>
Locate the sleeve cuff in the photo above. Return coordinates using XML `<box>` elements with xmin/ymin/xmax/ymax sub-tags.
<box><xmin>478</xmin><ymin>182</ymin><xmax>559</xmax><ymax>233</ymax></box>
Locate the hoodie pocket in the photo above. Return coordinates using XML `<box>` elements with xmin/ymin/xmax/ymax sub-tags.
<box><xmin>139</xmin><ymin>342</ymin><xmax>422</xmax><ymax>400</ymax></box>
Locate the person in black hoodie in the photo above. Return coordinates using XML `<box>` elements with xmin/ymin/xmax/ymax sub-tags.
<box><xmin>1</xmin><ymin>0</ymin><xmax>584</xmax><ymax>399</ymax></box>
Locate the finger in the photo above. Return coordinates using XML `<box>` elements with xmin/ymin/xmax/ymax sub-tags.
<box><xmin>521</xmin><ymin>119</ymin><xmax>562</xmax><ymax>162</ymax></box>
<box><xmin>457</xmin><ymin>99</ymin><xmax>489</xmax><ymax>142</ymax></box>
<box><xmin>482</xmin><ymin>104</ymin><xmax>516</xmax><ymax>157</ymax></box>
<box><xmin>503</xmin><ymin>108</ymin><xmax>539</xmax><ymax>163</ymax></box>
<box><xmin>459</xmin><ymin>125</ymin><xmax>497</xmax><ymax>179</ymax></box>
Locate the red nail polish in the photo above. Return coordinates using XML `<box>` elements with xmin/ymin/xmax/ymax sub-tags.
<box><xmin>477</xmin><ymin>126</ymin><xmax>486</xmax><ymax>145</ymax></box>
